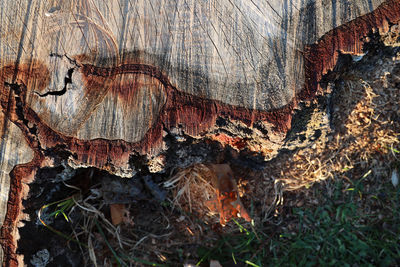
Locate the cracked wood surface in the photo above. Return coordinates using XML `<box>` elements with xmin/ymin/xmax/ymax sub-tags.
<box><xmin>1</xmin><ymin>0</ymin><xmax>400</xmax><ymax>265</ymax></box>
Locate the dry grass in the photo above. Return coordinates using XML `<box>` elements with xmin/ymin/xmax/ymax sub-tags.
<box><xmin>264</xmin><ymin>54</ymin><xmax>400</xmax><ymax>193</ymax></box>
<box><xmin>164</xmin><ymin>163</ymin><xmax>217</xmax><ymax>218</ymax></box>
<box><xmin>39</xmin><ymin>183</ymin><xmax>167</xmax><ymax>266</ymax></box>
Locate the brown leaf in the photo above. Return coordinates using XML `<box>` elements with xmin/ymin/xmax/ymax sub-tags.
<box><xmin>110</xmin><ymin>203</ymin><xmax>125</xmax><ymax>225</ymax></box>
<box><xmin>207</xmin><ymin>164</ymin><xmax>251</xmax><ymax>226</ymax></box>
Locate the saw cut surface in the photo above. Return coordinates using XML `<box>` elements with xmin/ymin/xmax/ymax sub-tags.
<box><xmin>0</xmin><ymin>0</ymin><xmax>390</xmax><ymax>143</ymax></box>
<box><xmin>1</xmin><ymin>1</ymin><xmax>400</xmax><ymax>265</ymax></box>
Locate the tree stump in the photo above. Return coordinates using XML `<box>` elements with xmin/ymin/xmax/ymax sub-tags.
<box><xmin>0</xmin><ymin>0</ymin><xmax>400</xmax><ymax>265</ymax></box>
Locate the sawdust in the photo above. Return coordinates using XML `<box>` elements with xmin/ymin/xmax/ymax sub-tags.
<box><xmin>258</xmin><ymin>29</ymin><xmax>400</xmax><ymax>200</ymax></box>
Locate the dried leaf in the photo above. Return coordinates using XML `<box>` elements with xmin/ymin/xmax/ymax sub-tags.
<box><xmin>110</xmin><ymin>203</ymin><xmax>125</xmax><ymax>225</ymax></box>
<box><xmin>208</xmin><ymin>164</ymin><xmax>251</xmax><ymax>226</ymax></box>
<box><xmin>168</xmin><ymin>163</ymin><xmax>251</xmax><ymax>226</ymax></box>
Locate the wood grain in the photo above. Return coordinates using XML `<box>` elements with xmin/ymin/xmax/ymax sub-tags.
<box><xmin>0</xmin><ymin>0</ymin><xmax>400</xmax><ymax>265</ymax></box>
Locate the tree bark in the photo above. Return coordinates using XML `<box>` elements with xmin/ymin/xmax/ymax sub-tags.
<box><xmin>0</xmin><ymin>0</ymin><xmax>399</xmax><ymax>265</ymax></box>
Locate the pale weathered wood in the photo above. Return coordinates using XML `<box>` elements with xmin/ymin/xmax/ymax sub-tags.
<box><xmin>0</xmin><ymin>113</ymin><xmax>34</xmax><ymax>264</ymax></box>
<box><xmin>0</xmin><ymin>0</ymin><xmax>387</xmax><ymax>141</ymax></box>
<box><xmin>0</xmin><ymin>0</ymin><xmax>399</xmax><ymax>265</ymax></box>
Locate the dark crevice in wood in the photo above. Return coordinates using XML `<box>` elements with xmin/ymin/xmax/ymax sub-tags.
<box><xmin>35</xmin><ymin>67</ymin><xmax>74</xmax><ymax>97</ymax></box>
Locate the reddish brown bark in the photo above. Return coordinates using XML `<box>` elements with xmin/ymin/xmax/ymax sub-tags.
<box><xmin>302</xmin><ymin>0</ymin><xmax>400</xmax><ymax>100</ymax></box>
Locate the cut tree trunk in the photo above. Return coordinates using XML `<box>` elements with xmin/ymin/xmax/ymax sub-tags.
<box><xmin>0</xmin><ymin>0</ymin><xmax>400</xmax><ymax>265</ymax></box>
